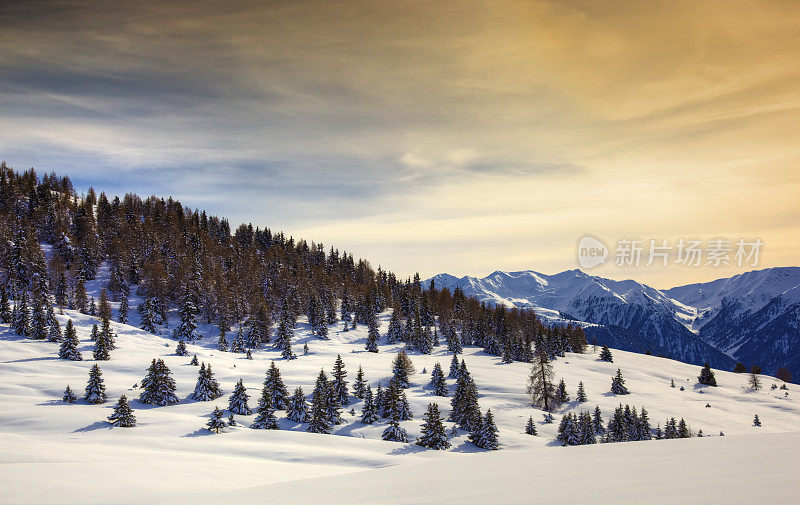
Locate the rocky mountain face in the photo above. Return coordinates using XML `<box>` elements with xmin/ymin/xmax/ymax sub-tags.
<box><xmin>431</xmin><ymin>267</ymin><xmax>800</xmax><ymax>377</ymax></box>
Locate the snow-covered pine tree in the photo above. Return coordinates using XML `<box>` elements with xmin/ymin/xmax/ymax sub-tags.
<box><xmin>287</xmin><ymin>386</ymin><xmax>310</xmax><ymax>423</ymax></box>
<box><xmin>448</xmin><ymin>354</ymin><xmax>460</xmax><ymax>378</ymax></box>
<box><xmin>307</xmin><ymin>370</ymin><xmax>333</xmax><ymax>434</ymax></box>
<box><xmin>654</xmin><ymin>424</ymin><xmax>663</xmax><ymax>439</ymax></box>
<box><xmin>557</xmin><ymin>413</ymin><xmax>580</xmax><ymax>446</ymax></box>
<box><xmin>360</xmin><ymin>385</ymin><xmax>378</xmax><ymax>424</ymax></box>
<box><xmin>576</xmin><ymin>381</ymin><xmax>587</xmax><ymax>402</ymax></box>
<box><xmin>525</xmin><ymin>415</ymin><xmax>537</xmax><ymax>435</ymax></box>
<box><xmin>476</xmin><ymin>409</ymin><xmax>499</xmax><ymax>449</ymax></box>
<box><xmin>175</xmin><ymin>339</ymin><xmax>188</xmax><ymax>356</ymax></box>
<box><xmin>386</xmin><ymin>309</ymin><xmax>402</xmax><ymax>344</ymax></box>
<box><xmin>365</xmin><ymin>314</ymin><xmax>380</xmax><ymax>352</ymax></box>
<box><xmin>63</xmin><ymin>385</ymin><xmax>77</xmax><ymax>403</ymax></box>
<box><xmin>677</xmin><ymin>418</ymin><xmax>690</xmax><ymax>438</ymax></box>
<box><xmin>93</xmin><ymin>322</ymin><xmax>112</xmax><ymax>361</ymax></box>
<box><xmin>216</xmin><ymin>328</ymin><xmax>229</xmax><ymax>351</ymax></box>
<box><xmin>330</xmin><ymin>354</ymin><xmax>349</xmax><ymax>405</ymax></box>
<box><xmin>610</xmin><ymin>368</ymin><xmax>629</xmax><ymax>395</ymax></box>
<box><xmin>58</xmin><ymin>319</ymin><xmax>82</xmax><ymax>360</ymax></box>
<box><xmin>578</xmin><ymin>411</ymin><xmax>596</xmax><ymax>445</ymax></box>
<box><xmin>416</xmin><ymin>403</ymin><xmax>450</xmax><ymax>449</ymax></box>
<box><xmin>138</xmin><ymin>359</ymin><xmax>180</xmax><ymax>405</ymax></box>
<box><xmin>29</xmin><ymin>297</ymin><xmax>48</xmax><ymax>340</ymax></box>
<box><xmin>398</xmin><ymin>390</ymin><xmax>413</xmax><ymax>421</ymax></box>
<box><xmin>249</xmin><ymin>304</ymin><xmax>271</xmax><ymax>346</ymax></box>
<box><xmin>391</xmin><ymin>350</ymin><xmax>415</xmax><ymax>389</ymax></box>
<box><xmin>599</xmin><ymin>344</ymin><xmax>613</xmax><ymax>362</ymax></box>
<box><xmin>206</xmin><ymin>406</ymin><xmax>226</xmax><ymax>433</ymax></box>
<box><xmin>118</xmin><ymin>295</ymin><xmax>129</xmax><ymax>324</ymax></box>
<box><xmin>638</xmin><ymin>407</ymin><xmax>652</xmax><ymax>440</ymax></box>
<box><xmin>264</xmin><ymin>361</ymin><xmax>290</xmax><ymax>409</ymax></box>
<box><xmin>0</xmin><ymin>287</ymin><xmax>10</xmax><ymax>324</ymax></box>
<box><xmin>592</xmin><ymin>405</ymin><xmax>605</xmax><ymax>434</ymax></box>
<box><xmin>190</xmin><ymin>354</ymin><xmax>199</xmax><ymax>366</ymax></box>
<box><xmin>450</xmin><ymin>362</ymin><xmax>481</xmax><ymax>430</ymax></box>
<box><xmin>382</xmin><ymin>413</ymin><xmax>409</xmax><ymax>443</ymax></box>
<box><xmin>430</xmin><ymin>362</ymin><xmax>448</xmax><ymax>396</ymax></box>
<box><xmin>228</xmin><ymin>378</ymin><xmax>251</xmax><ymax>415</ymax></box>
<box><xmin>139</xmin><ymin>298</ymin><xmax>157</xmax><ymax>333</ymax></box>
<box><xmin>352</xmin><ymin>365</ymin><xmax>367</xmax><ymax>399</ymax></box>
<box><xmin>697</xmin><ymin>363</ymin><xmax>717</xmax><ymax>386</ymax></box>
<box><xmin>555</xmin><ymin>378</ymin><xmax>570</xmax><ymax>404</ymax></box>
<box><xmin>108</xmin><ymin>395</ymin><xmax>136</xmax><ymax>427</ymax></box>
<box><xmin>191</xmin><ymin>363</ymin><xmax>222</xmax><ymax>401</ymax></box>
<box><xmin>46</xmin><ymin>306</ymin><xmax>61</xmax><ymax>342</ymax></box>
<box><xmin>664</xmin><ymin>417</ymin><xmax>677</xmax><ymax>439</ymax></box>
<box><xmin>251</xmin><ymin>385</ymin><xmax>279</xmax><ymax>429</ymax></box>
<box><xmin>175</xmin><ymin>288</ymin><xmax>199</xmax><ymax>340</ymax></box>
<box><xmin>84</xmin><ymin>364</ymin><xmax>107</xmax><ymax>404</ymax></box>
<box><xmin>753</xmin><ymin>414</ymin><xmax>761</xmax><ymax>427</ymax></box>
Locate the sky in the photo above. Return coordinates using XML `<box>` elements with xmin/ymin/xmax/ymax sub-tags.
<box><xmin>1</xmin><ymin>0</ymin><xmax>798</xmax><ymax>288</ymax></box>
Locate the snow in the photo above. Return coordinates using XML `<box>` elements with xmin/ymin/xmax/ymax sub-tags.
<box><xmin>177</xmin><ymin>432</ymin><xmax>800</xmax><ymax>505</ymax></box>
<box><xmin>2</xmin><ymin>271</ymin><xmax>800</xmax><ymax>503</ymax></box>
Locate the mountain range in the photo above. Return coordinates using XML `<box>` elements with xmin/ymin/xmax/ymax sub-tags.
<box><xmin>430</xmin><ymin>267</ymin><xmax>800</xmax><ymax>377</ymax></box>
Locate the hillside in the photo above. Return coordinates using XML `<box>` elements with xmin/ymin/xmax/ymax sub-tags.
<box><xmin>2</xmin><ymin>279</ymin><xmax>799</xmax><ymax>503</ymax></box>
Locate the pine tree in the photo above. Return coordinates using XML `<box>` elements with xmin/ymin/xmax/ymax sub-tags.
<box><xmin>592</xmin><ymin>405</ymin><xmax>605</xmax><ymax>434</ymax></box>
<box><xmin>416</xmin><ymin>403</ymin><xmax>450</xmax><ymax>449</ymax></box>
<box><xmin>578</xmin><ymin>411</ymin><xmax>596</xmax><ymax>444</ymax></box>
<box><xmin>525</xmin><ymin>416</ymin><xmax>537</xmax><ymax>435</ymax></box>
<box><xmin>287</xmin><ymin>387</ymin><xmax>310</xmax><ymax>423</ymax></box>
<box><xmin>555</xmin><ymin>378</ymin><xmax>570</xmax><ymax>404</ymax></box>
<box><xmin>449</xmin><ymin>354</ymin><xmax>460</xmax><ymax>378</ymax></box>
<box><xmin>527</xmin><ymin>348</ymin><xmax>557</xmax><ymax>411</ymax></box>
<box><xmin>599</xmin><ymin>344</ymin><xmax>613</xmax><ymax>362</ymax></box>
<box><xmin>93</xmin><ymin>324</ymin><xmax>112</xmax><ymax>361</ymax></box>
<box><xmin>251</xmin><ymin>385</ymin><xmax>279</xmax><ymax>429</ymax></box>
<box><xmin>206</xmin><ymin>406</ymin><xmax>227</xmax><ymax>433</ymax></box>
<box><xmin>610</xmin><ymin>368</ymin><xmax>629</xmax><ymax>395</ymax></box>
<box><xmin>175</xmin><ymin>288</ymin><xmax>199</xmax><ymax>340</ymax></box>
<box><xmin>230</xmin><ymin>327</ymin><xmax>246</xmax><ymax>353</ymax></box>
<box><xmin>450</xmin><ymin>362</ymin><xmax>480</xmax><ymax>430</ymax></box>
<box><xmin>58</xmin><ymin>319</ymin><xmax>82</xmax><ymax>360</ymax></box>
<box><xmin>748</xmin><ymin>371</ymin><xmax>761</xmax><ymax>390</ymax></box>
<box><xmin>365</xmin><ymin>315</ymin><xmax>380</xmax><ymax>352</ymax></box>
<box><xmin>576</xmin><ymin>381</ymin><xmax>588</xmax><ymax>402</ymax></box>
<box><xmin>677</xmin><ymin>418</ymin><xmax>690</xmax><ymax>438</ymax></box>
<box><xmin>138</xmin><ymin>359</ymin><xmax>179</xmax><ymax>405</ymax></box>
<box><xmin>190</xmin><ymin>354</ymin><xmax>199</xmax><ymax>366</ymax></box>
<box><xmin>0</xmin><ymin>287</ymin><xmax>10</xmax><ymax>324</ymax></box>
<box><xmin>140</xmin><ymin>298</ymin><xmax>157</xmax><ymax>333</ymax></box>
<box><xmin>654</xmin><ymin>424</ymin><xmax>663</xmax><ymax>440</ymax></box>
<box><xmin>386</xmin><ymin>309</ymin><xmax>402</xmax><ymax>344</ymax></box>
<box><xmin>216</xmin><ymin>329</ymin><xmax>228</xmax><ymax>351</ymax></box>
<box><xmin>108</xmin><ymin>395</ymin><xmax>136</xmax><ymax>427</ymax></box>
<box><xmin>228</xmin><ymin>378</ymin><xmax>252</xmax><ymax>415</ymax></box>
<box><xmin>191</xmin><ymin>363</ymin><xmax>222</xmax><ymax>401</ymax></box>
<box><xmin>430</xmin><ymin>362</ymin><xmax>448</xmax><ymax>396</ymax></box>
<box><xmin>84</xmin><ymin>364</ymin><xmax>107</xmax><ymax>404</ymax></box>
<box><xmin>352</xmin><ymin>365</ymin><xmax>368</xmax><ymax>399</ymax></box>
<box><xmin>307</xmin><ymin>370</ymin><xmax>333</xmax><ymax>434</ymax></box>
<box><xmin>391</xmin><ymin>350</ymin><xmax>415</xmax><ymax>389</ymax></box>
<box><xmin>360</xmin><ymin>385</ymin><xmax>378</xmax><ymax>424</ymax></box>
<box><xmin>331</xmin><ymin>354</ymin><xmax>349</xmax><ymax>405</ymax></box>
<box><xmin>176</xmin><ymin>339</ymin><xmax>188</xmax><ymax>356</ymax></box>
<box><xmin>697</xmin><ymin>363</ymin><xmax>717</xmax><ymax>386</ymax></box>
<box><xmin>638</xmin><ymin>407</ymin><xmax>652</xmax><ymax>440</ymax></box>
<box><xmin>63</xmin><ymin>385</ymin><xmax>77</xmax><ymax>403</ymax></box>
<box><xmin>264</xmin><ymin>362</ymin><xmax>290</xmax><ymax>409</ymax></box>
<box><xmin>382</xmin><ymin>414</ymin><xmax>409</xmax><ymax>443</ymax></box>
<box><xmin>753</xmin><ymin>414</ymin><xmax>761</xmax><ymax>427</ymax></box>
<box><xmin>557</xmin><ymin>413</ymin><xmax>580</xmax><ymax>446</ymax></box>
<box><xmin>118</xmin><ymin>296</ymin><xmax>129</xmax><ymax>324</ymax></box>
<box><xmin>664</xmin><ymin>417</ymin><xmax>677</xmax><ymax>439</ymax></box>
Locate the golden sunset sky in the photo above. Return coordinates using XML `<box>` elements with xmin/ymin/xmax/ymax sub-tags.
<box><xmin>1</xmin><ymin>0</ymin><xmax>798</xmax><ymax>287</ymax></box>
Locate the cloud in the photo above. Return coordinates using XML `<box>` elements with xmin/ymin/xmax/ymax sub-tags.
<box><xmin>0</xmin><ymin>0</ymin><xmax>798</xmax><ymax>287</ymax></box>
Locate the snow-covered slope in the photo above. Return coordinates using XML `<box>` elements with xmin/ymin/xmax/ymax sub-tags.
<box><xmin>431</xmin><ymin>267</ymin><xmax>800</xmax><ymax>376</ymax></box>
<box><xmin>430</xmin><ymin>270</ymin><xmax>734</xmax><ymax>370</ymax></box>
<box><xmin>2</xmin><ymin>291</ymin><xmax>800</xmax><ymax>503</ymax></box>
<box><xmin>180</xmin><ymin>432</ymin><xmax>800</xmax><ymax>505</ymax></box>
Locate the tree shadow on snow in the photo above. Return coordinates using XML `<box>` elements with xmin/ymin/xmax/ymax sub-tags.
<box><xmin>183</xmin><ymin>428</ymin><xmax>215</xmax><ymax>437</ymax></box>
<box><xmin>4</xmin><ymin>356</ymin><xmax>61</xmax><ymax>363</ymax></box>
<box><xmin>388</xmin><ymin>443</ymin><xmax>428</xmax><ymax>456</ymax></box>
<box><xmin>73</xmin><ymin>421</ymin><xmax>112</xmax><ymax>433</ymax></box>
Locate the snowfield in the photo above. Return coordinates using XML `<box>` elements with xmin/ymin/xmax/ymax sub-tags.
<box><xmin>2</xmin><ymin>285</ymin><xmax>799</xmax><ymax>504</ymax></box>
